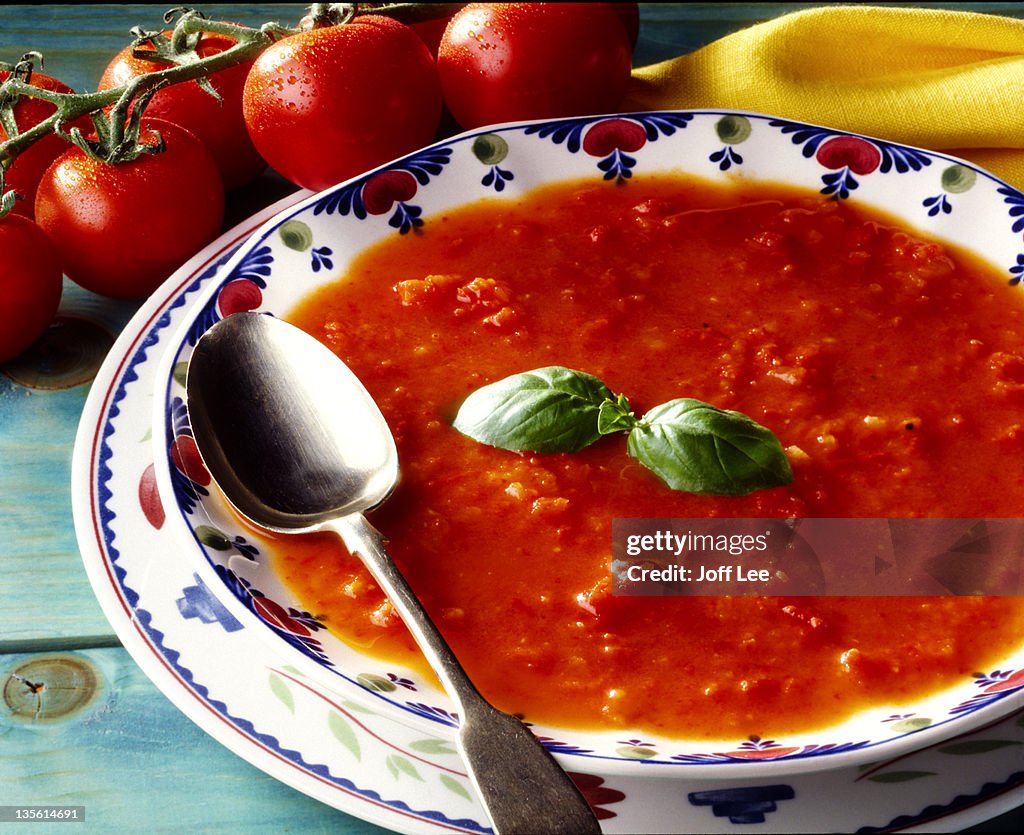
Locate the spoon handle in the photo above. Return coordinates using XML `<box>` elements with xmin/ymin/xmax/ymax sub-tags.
<box><xmin>332</xmin><ymin>513</ymin><xmax>602</xmax><ymax>835</ymax></box>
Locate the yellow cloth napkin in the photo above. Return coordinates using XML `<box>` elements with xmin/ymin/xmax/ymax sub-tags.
<box><xmin>623</xmin><ymin>5</ymin><xmax>1024</xmax><ymax>190</ymax></box>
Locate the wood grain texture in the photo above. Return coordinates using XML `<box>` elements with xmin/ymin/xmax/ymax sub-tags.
<box><xmin>0</xmin><ymin>647</ymin><xmax>390</xmax><ymax>832</ymax></box>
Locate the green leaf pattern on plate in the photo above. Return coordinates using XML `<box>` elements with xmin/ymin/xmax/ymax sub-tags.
<box><xmin>888</xmin><ymin>717</ymin><xmax>932</xmax><ymax>733</ymax></box>
<box><xmin>194</xmin><ymin>525</ymin><xmax>232</xmax><ymax>551</ymax></box>
<box><xmin>440</xmin><ymin>773</ymin><xmax>472</xmax><ymax>801</ymax></box>
<box><xmin>937</xmin><ymin>739</ymin><xmax>1022</xmax><ymax>755</ymax></box>
<box><xmin>386</xmin><ymin>754</ymin><xmax>423</xmax><ymax>782</ymax></box>
<box><xmin>328</xmin><ymin>711</ymin><xmax>362</xmax><ymax>761</ymax></box>
<box><xmin>340</xmin><ymin>698</ymin><xmax>379</xmax><ymax>715</ymax></box>
<box><xmin>409</xmin><ymin>738</ymin><xmax>457</xmax><ymax>755</ymax></box>
<box><xmin>615</xmin><ymin>745</ymin><xmax>659</xmax><ymax>760</ymax></box>
<box><xmin>267</xmin><ymin>672</ymin><xmax>295</xmax><ymax>714</ymax></box>
<box><xmin>278</xmin><ymin>219</ymin><xmax>314</xmax><ymax>251</ymax></box>
<box><xmin>357</xmin><ymin>672</ymin><xmax>397</xmax><ymax>693</ymax></box>
<box><xmin>172</xmin><ymin>360</ymin><xmax>188</xmax><ymax>388</ymax></box>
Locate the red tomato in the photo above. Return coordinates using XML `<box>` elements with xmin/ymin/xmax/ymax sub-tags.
<box><xmin>613</xmin><ymin>2</ymin><xmax>640</xmax><ymax>49</ymax></box>
<box><xmin>98</xmin><ymin>29</ymin><xmax>266</xmax><ymax>190</ymax></box>
<box><xmin>242</xmin><ymin>15</ymin><xmax>443</xmax><ymax>191</ymax></box>
<box><xmin>437</xmin><ymin>3</ymin><xmax>633</xmax><ymax>130</ymax></box>
<box><xmin>407</xmin><ymin>6</ymin><xmax>464</xmax><ymax>58</ymax></box>
<box><xmin>34</xmin><ymin>119</ymin><xmax>224</xmax><ymax>300</ymax></box>
<box><xmin>0</xmin><ymin>212</ymin><xmax>63</xmax><ymax>362</ymax></box>
<box><xmin>0</xmin><ymin>69</ymin><xmax>87</xmax><ymax>218</ymax></box>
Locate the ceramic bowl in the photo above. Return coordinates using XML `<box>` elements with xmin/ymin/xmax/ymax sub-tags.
<box><xmin>151</xmin><ymin>110</ymin><xmax>1024</xmax><ymax>790</ymax></box>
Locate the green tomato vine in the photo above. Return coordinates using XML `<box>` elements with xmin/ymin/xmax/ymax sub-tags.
<box><xmin>0</xmin><ymin>3</ymin><xmax>462</xmax><ymax>188</ymax></box>
<box><xmin>0</xmin><ymin>9</ymin><xmax>287</xmax><ymax>169</ymax></box>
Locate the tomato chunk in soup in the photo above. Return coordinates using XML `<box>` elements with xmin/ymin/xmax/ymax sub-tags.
<box><xmin>278</xmin><ymin>175</ymin><xmax>1024</xmax><ymax>738</ymax></box>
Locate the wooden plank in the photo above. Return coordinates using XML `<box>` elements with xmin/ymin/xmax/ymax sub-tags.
<box><xmin>0</xmin><ymin>278</ymin><xmax>136</xmax><ymax>648</ymax></box>
<box><xmin>0</xmin><ymin>646</ymin><xmax>390</xmax><ymax>833</ymax></box>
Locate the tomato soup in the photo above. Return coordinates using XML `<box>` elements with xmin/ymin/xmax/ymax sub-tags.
<box><xmin>280</xmin><ymin>175</ymin><xmax>1024</xmax><ymax>738</ymax></box>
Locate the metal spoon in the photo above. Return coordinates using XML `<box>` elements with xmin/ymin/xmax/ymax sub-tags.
<box><xmin>185</xmin><ymin>311</ymin><xmax>601</xmax><ymax>835</ymax></box>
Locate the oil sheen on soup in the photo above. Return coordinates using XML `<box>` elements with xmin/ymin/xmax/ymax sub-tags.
<box><xmin>278</xmin><ymin>174</ymin><xmax>1024</xmax><ymax>739</ymax></box>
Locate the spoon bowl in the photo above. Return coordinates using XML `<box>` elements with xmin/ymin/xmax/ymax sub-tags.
<box><xmin>185</xmin><ymin>311</ymin><xmax>601</xmax><ymax>835</ymax></box>
<box><xmin>186</xmin><ymin>311</ymin><xmax>398</xmax><ymax>530</ymax></box>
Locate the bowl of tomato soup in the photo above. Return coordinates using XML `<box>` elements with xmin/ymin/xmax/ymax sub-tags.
<box><xmin>153</xmin><ymin>110</ymin><xmax>1024</xmax><ymax>796</ymax></box>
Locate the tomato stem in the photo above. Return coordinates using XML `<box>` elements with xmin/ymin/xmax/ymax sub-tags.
<box><xmin>0</xmin><ymin>170</ymin><xmax>17</xmax><ymax>219</ymax></box>
<box><xmin>166</xmin><ymin>7</ymin><xmax>207</xmax><ymax>54</ymax></box>
<box><xmin>305</xmin><ymin>4</ymin><xmax>358</xmax><ymax>28</ymax></box>
<box><xmin>0</xmin><ymin>10</ymin><xmax>291</xmax><ymax>169</ymax></box>
<box><xmin>0</xmin><ymin>3</ymin><xmax>456</xmax><ymax>171</ymax></box>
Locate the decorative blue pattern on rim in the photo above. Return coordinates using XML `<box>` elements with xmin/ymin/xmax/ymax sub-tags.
<box><xmin>152</xmin><ymin>110</ymin><xmax>1024</xmax><ymax>769</ymax></box>
<box><xmin>853</xmin><ymin>770</ymin><xmax>1024</xmax><ymax>834</ymax></box>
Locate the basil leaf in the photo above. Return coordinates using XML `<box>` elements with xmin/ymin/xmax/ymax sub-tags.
<box><xmin>627</xmin><ymin>398</ymin><xmax>793</xmax><ymax>495</ymax></box>
<box><xmin>597</xmin><ymin>393</ymin><xmax>636</xmax><ymax>435</ymax></box>
<box><xmin>453</xmin><ymin>366</ymin><xmax>614</xmax><ymax>453</ymax></box>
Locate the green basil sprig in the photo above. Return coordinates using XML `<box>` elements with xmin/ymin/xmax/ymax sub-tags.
<box><xmin>625</xmin><ymin>398</ymin><xmax>793</xmax><ymax>495</ymax></box>
<box><xmin>452</xmin><ymin>366</ymin><xmax>793</xmax><ymax>496</ymax></box>
<box><xmin>452</xmin><ymin>366</ymin><xmax>613</xmax><ymax>453</ymax></box>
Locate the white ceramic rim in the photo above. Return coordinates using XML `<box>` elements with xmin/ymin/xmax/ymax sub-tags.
<box><xmin>150</xmin><ymin>109</ymin><xmax>1024</xmax><ymax>779</ymax></box>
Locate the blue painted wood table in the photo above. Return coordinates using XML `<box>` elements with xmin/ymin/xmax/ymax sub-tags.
<box><xmin>2</xmin><ymin>4</ymin><xmax>1022</xmax><ymax>832</ymax></box>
